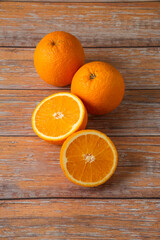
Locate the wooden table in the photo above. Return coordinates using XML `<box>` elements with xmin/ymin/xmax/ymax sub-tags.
<box><xmin>0</xmin><ymin>0</ymin><xmax>160</xmax><ymax>239</ymax></box>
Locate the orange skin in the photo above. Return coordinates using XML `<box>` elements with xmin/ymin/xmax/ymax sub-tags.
<box><xmin>71</xmin><ymin>61</ymin><xmax>125</xmax><ymax>115</ymax></box>
<box><xmin>34</xmin><ymin>31</ymin><xmax>85</xmax><ymax>87</ymax></box>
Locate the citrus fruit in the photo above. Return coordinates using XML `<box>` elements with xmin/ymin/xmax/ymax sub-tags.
<box><xmin>32</xmin><ymin>92</ymin><xmax>88</xmax><ymax>145</ymax></box>
<box><xmin>60</xmin><ymin>130</ymin><xmax>118</xmax><ymax>187</ymax></box>
<box><xmin>34</xmin><ymin>31</ymin><xmax>85</xmax><ymax>87</ymax></box>
<box><xmin>71</xmin><ymin>61</ymin><xmax>125</xmax><ymax>115</ymax></box>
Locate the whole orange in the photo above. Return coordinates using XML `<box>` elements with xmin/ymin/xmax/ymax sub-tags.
<box><xmin>34</xmin><ymin>31</ymin><xmax>85</xmax><ymax>87</ymax></box>
<box><xmin>71</xmin><ymin>61</ymin><xmax>125</xmax><ymax>115</ymax></box>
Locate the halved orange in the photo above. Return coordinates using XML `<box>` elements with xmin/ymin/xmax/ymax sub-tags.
<box><xmin>60</xmin><ymin>130</ymin><xmax>118</xmax><ymax>187</ymax></box>
<box><xmin>32</xmin><ymin>92</ymin><xmax>88</xmax><ymax>145</ymax></box>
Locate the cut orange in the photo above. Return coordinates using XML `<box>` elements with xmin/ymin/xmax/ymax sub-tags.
<box><xmin>32</xmin><ymin>92</ymin><xmax>88</xmax><ymax>145</ymax></box>
<box><xmin>60</xmin><ymin>130</ymin><xmax>118</xmax><ymax>187</ymax></box>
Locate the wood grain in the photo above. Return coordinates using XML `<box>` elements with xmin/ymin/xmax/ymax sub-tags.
<box><xmin>0</xmin><ymin>199</ymin><xmax>159</xmax><ymax>239</ymax></box>
<box><xmin>1</xmin><ymin>47</ymin><xmax>160</xmax><ymax>90</ymax></box>
<box><xmin>0</xmin><ymin>136</ymin><xmax>159</xmax><ymax>199</ymax></box>
<box><xmin>2</xmin><ymin>0</ymin><xmax>157</xmax><ymax>3</ymax></box>
<box><xmin>0</xmin><ymin>2</ymin><xmax>160</xmax><ymax>47</ymax></box>
<box><xmin>0</xmin><ymin>89</ymin><xmax>159</xmax><ymax>136</ymax></box>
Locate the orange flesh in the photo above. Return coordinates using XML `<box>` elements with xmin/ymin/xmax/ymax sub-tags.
<box><xmin>66</xmin><ymin>134</ymin><xmax>114</xmax><ymax>182</ymax></box>
<box><xmin>35</xmin><ymin>96</ymin><xmax>80</xmax><ymax>137</ymax></box>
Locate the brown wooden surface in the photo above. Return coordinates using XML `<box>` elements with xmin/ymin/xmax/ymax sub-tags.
<box><xmin>1</xmin><ymin>47</ymin><xmax>160</xmax><ymax>90</ymax></box>
<box><xmin>1</xmin><ymin>89</ymin><xmax>160</xmax><ymax>136</ymax></box>
<box><xmin>0</xmin><ymin>2</ymin><xmax>160</xmax><ymax>47</ymax></box>
<box><xmin>0</xmin><ymin>0</ymin><xmax>159</xmax><ymax>239</ymax></box>
<box><xmin>2</xmin><ymin>0</ymin><xmax>158</xmax><ymax>2</ymax></box>
<box><xmin>0</xmin><ymin>136</ymin><xmax>160</xmax><ymax>199</ymax></box>
<box><xmin>0</xmin><ymin>199</ymin><xmax>159</xmax><ymax>239</ymax></box>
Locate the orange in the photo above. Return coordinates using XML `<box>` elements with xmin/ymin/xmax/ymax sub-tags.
<box><xmin>32</xmin><ymin>92</ymin><xmax>88</xmax><ymax>145</ymax></box>
<box><xmin>60</xmin><ymin>130</ymin><xmax>118</xmax><ymax>187</ymax></box>
<box><xmin>34</xmin><ymin>31</ymin><xmax>85</xmax><ymax>87</ymax></box>
<box><xmin>71</xmin><ymin>61</ymin><xmax>125</xmax><ymax>115</ymax></box>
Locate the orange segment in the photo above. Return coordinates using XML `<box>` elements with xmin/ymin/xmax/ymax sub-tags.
<box><xmin>60</xmin><ymin>130</ymin><xmax>118</xmax><ymax>187</ymax></box>
<box><xmin>32</xmin><ymin>92</ymin><xmax>88</xmax><ymax>145</ymax></box>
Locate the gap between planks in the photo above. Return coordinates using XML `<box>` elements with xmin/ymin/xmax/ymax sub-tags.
<box><xmin>0</xmin><ymin>197</ymin><xmax>160</xmax><ymax>201</ymax></box>
<box><xmin>1</xmin><ymin>135</ymin><xmax>160</xmax><ymax>137</ymax></box>
<box><xmin>1</xmin><ymin>46</ymin><xmax>160</xmax><ymax>49</ymax></box>
<box><xmin>0</xmin><ymin>89</ymin><xmax>159</xmax><ymax>91</ymax></box>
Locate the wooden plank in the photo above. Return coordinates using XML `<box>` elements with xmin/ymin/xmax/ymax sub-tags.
<box><xmin>0</xmin><ymin>2</ymin><xmax>160</xmax><ymax>47</ymax></box>
<box><xmin>1</xmin><ymin>47</ymin><xmax>160</xmax><ymax>90</ymax></box>
<box><xmin>0</xmin><ymin>136</ymin><xmax>159</xmax><ymax>199</ymax></box>
<box><xmin>0</xmin><ymin>199</ymin><xmax>159</xmax><ymax>239</ymax></box>
<box><xmin>0</xmin><ymin>90</ymin><xmax>159</xmax><ymax>136</ymax></box>
<box><xmin>2</xmin><ymin>0</ymin><xmax>157</xmax><ymax>3</ymax></box>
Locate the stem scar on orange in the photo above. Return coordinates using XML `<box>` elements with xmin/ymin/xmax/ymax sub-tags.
<box><xmin>34</xmin><ymin>31</ymin><xmax>85</xmax><ymax>87</ymax></box>
<box><xmin>60</xmin><ymin>130</ymin><xmax>118</xmax><ymax>187</ymax></box>
<box><xmin>32</xmin><ymin>92</ymin><xmax>88</xmax><ymax>145</ymax></box>
<box><xmin>71</xmin><ymin>61</ymin><xmax>125</xmax><ymax>115</ymax></box>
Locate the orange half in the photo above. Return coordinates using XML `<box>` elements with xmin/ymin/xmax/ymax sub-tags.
<box><xmin>60</xmin><ymin>130</ymin><xmax>118</xmax><ymax>187</ymax></box>
<box><xmin>32</xmin><ymin>92</ymin><xmax>88</xmax><ymax>145</ymax></box>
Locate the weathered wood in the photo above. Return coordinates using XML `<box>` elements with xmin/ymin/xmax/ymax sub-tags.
<box><xmin>0</xmin><ymin>136</ymin><xmax>159</xmax><ymax>199</ymax></box>
<box><xmin>2</xmin><ymin>0</ymin><xmax>157</xmax><ymax>2</ymax></box>
<box><xmin>0</xmin><ymin>90</ymin><xmax>159</xmax><ymax>136</ymax></box>
<box><xmin>0</xmin><ymin>2</ymin><xmax>160</xmax><ymax>47</ymax></box>
<box><xmin>0</xmin><ymin>199</ymin><xmax>159</xmax><ymax>239</ymax></box>
<box><xmin>1</xmin><ymin>47</ymin><xmax>160</xmax><ymax>90</ymax></box>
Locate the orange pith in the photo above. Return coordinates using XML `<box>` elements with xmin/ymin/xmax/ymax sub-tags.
<box><xmin>32</xmin><ymin>92</ymin><xmax>88</xmax><ymax>145</ymax></box>
<box><xmin>60</xmin><ymin>130</ymin><xmax>118</xmax><ymax>187</ymax></box>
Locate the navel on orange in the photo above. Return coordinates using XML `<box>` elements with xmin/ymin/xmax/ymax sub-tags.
<box><xmin>60</xmin><ymin>130</ymin><xmax>118</xmax><ymax>187</ymax></box>
<box><xmin>32</xmin><ymin>92</ymin><xmax>88</xmax><ymax>145</ymax></box>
